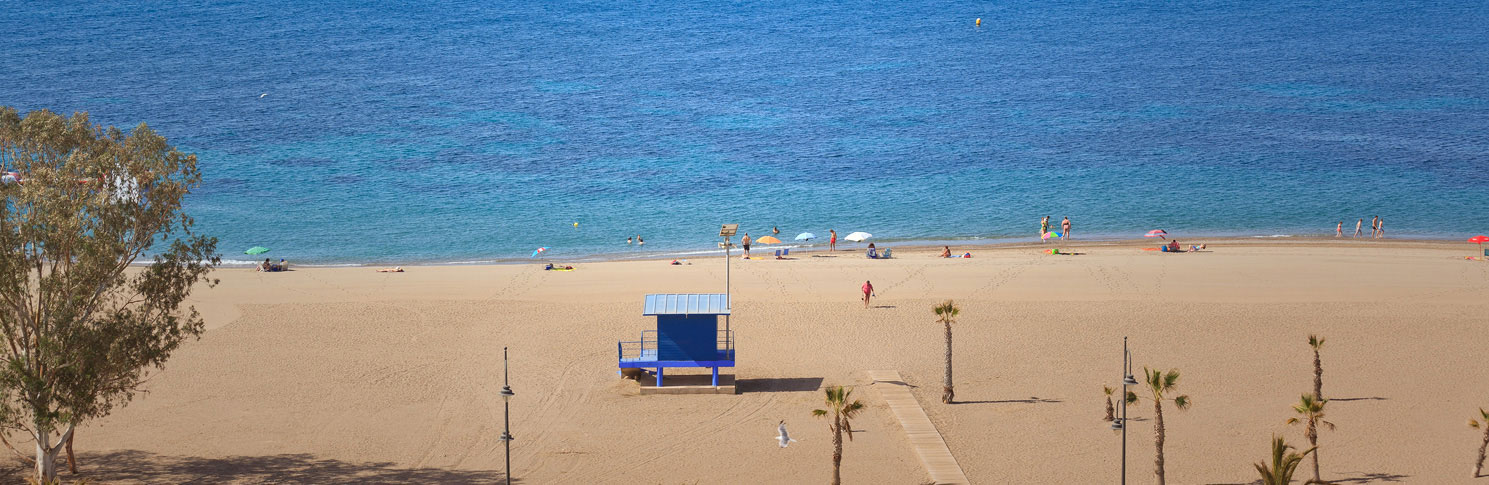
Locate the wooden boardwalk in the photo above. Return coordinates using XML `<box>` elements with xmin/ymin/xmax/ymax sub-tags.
<box><xmin>866</xmin><ymin>370</ymin><xmax>971</xmax><ymax>485</ymax></box>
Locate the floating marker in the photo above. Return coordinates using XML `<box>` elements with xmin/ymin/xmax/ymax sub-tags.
<box><xmin>975</xmin><ymin>18</ymin><xmax>982</xmax><ymax>26</ymax></box>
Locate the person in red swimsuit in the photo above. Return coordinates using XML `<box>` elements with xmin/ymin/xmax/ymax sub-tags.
<box><xmin>829</xmin><ymin>229</ymin><xmax>837</xmax><ymax>251</ymax></box>
<box><xmin>861</xmin><ymin>280</ymin><xmax>874</xmax><ymax>308</ymax></box>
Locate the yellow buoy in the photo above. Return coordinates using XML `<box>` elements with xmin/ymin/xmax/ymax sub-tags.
<box><xmin>573</xmin><ymin>222</ymin><xmax>579</xmax><ymax>228</ymax></box>
<box><xmin>975</xmin><ymin>18</ymin><xmax>982</xmax><ymax>26</ymax></box>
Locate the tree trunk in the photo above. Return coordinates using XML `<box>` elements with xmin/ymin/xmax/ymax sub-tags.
<box><xmin>1313</xmin><ymin>349</ymin><xmax>1323</xmax><ymax>401</ymax></box>
<box><xmin>1476</xmin><ymin>426</ymin><xmax>1488</xmax><ymax>477</ymax></box>
<box><xmin>1308</xmin><ymin>419</ymin><xmax>1320</xmax><ymax>483</ymax></box>
<box><xmin>66</xmin><ymin>433</ymin><xmax>76</xmax><ymax>474</ymax></box>
<box><xmin>1154</xmin><ymin>400</ymin><xmax>1166</xmax><ymax>485</ymax></box>
<box><xmin>32</xmin><ymin>423</ymin><xmax>73</xmax><ymax>482</ymax></box>
<box><xmin>1104</xmin><ymin>396</ymin><xmax>1114</xmax><ymax>421</ymax></box>
<box><xmin>831</xmin><ymin>419</ymin><xmax>843</xmax><ymax>485</ymax></box>
<box><xmin>942</xmin><ymin>321</ymin><xmax>954</xmax><ymax>404</ymax></box>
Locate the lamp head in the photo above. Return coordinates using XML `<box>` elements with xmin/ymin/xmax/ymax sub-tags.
<box><xmin>1110</xmin><ymin>419</ymin><xmax>1124</xmax><ymax>430</ymax></box>
<box><xmin>1122</xmin><ymin>374</ymin><xmax>1138</xmax><ymax>386</ymax></box>
<box><xmin>500</xmin><ymin>385</ymin><xmax>515</xmax><ymax>402</ymax></box>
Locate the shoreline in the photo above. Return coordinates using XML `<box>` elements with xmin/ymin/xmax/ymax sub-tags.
<box><xmin>216</xmin><ymin>233</ymin><xmax>1485</xmax><ymax>268</ymax></box>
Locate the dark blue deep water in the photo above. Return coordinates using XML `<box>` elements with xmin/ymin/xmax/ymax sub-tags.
<box><xmin>4</xmin><ymin>1</ymin><xmax>1488</xmax><ymax>264</ymax></box>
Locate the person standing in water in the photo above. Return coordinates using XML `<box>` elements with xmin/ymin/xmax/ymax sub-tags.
<box><xmin>1336</xmin><ymin>221</ymin><xmax>1343</xmax><ymax>237</ymax></box>
<box><xmin>1061</xmin><ymin>217</ymin><xmax>1071</xmax><ymax>240</ymax></box>
<box><xmin>1040</xmin><ymin>216</ymin><xmax>1050</xmax><ymax>242</ymax></box>
<box><xmin>637</xmin><ymin>236</ymin><xmax>644</xmax><ymax>246</ymax></box>
<box><xmin>772</xmin><ymin>226</ymin><xmax>780</xmax><ymax>236</ymax></box>
<box><xmin>861</xmin><ymin>280</ymin><xmax>874</xmax><ymax>308</ymax></box>
<box><xmin>1354</xmin><ymin>218</ymin><xmax>1363</xmax><ymax>237</ymax></box>
<box><xmin>1376</xmin><ymin>218</ymin><xmax>1384</xmax><ymax>238</ymax></box>
<box><xmin>829</xmin><ymin>229</ymin><xmax>838</xmax><ymax>251</ymax></box>
<box><xmin>741</xmin><ymin>233</ymin><xmax>752</xmax><ymax>258</ymax></box>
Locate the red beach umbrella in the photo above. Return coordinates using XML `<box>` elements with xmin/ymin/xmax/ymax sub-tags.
<box><xmin>1469</xmin><ymin>235</ymin><xmax>1489</xmax><ymax>255</ymax></box>
<box><xmin>1145</xmin><ymin>229</ymin><xmax>1167</xmax><ymax>240</ymax></box>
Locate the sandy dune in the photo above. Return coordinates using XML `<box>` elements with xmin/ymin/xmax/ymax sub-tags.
<box><xmin>17</xmin><ymin>238</ymin><xmax>1489</xmax><ymax>483</ymax></box>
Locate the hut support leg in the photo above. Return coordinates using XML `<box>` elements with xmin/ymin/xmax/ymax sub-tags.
<box><xmin>711</xmin><ymin>367</ymin><xmax>719</xmax><ymax>386</ymax></box>
<box><xmin>656</xmin><ymin>367</ymin><xmax>664</xmax><ymax>387</ymax></box>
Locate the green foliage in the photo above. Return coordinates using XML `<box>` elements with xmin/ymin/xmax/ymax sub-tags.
<box><xmin>0</xmin><ymin>108</ymin><xmax>218</xmax><ymax>481</ymax></box>
<box><xmin>1143</xmin><ymin>367</ymin><xmax>1190</xmax><ymax>407</ymax></box>
<box><xmin>1285</xmin><ymin>394</ymin><xmax>1334</xmax><ymax>432</ymax></box>
<box><xmin>932</xmin><ymin>300</ymin><xmax>959</xmax><ymax>321</ymax></box>
<box><xmin>1254</xmin><ymin>435</ymin><xmax>1315</xmax><ymax>485</ymax></box>
<box><xmin>1308</xmin><ymin>334</ymin><xmax>1324</xmax><ymax>350</ymax></box>
<box><xmin>813</xmin><ymin>386</ymin><xmax>866</xmax><ymax>440</ymax></box>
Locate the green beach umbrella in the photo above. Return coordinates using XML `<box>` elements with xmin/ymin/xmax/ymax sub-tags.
<box><xmin>244</xmin><ymin>246</ymin><xmax>270</xmax><ymax>255</ymax></box>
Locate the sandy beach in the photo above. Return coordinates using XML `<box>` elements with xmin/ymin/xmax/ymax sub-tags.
<box><xmin>22</xmin><ymin>238</ymin><xmax>1489</xmax><ymax>483</ymax></box>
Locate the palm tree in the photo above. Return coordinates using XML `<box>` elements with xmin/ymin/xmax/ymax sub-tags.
<box><xmin>813</xmin><ymin>386</ymin><xmax>866</xmax><ymax>485</ymax></box>
<box><xmin>1470</xmin><ymin>408</ymin><xmax>1489</xmax><ymax>477</ymax></box>
<box><xmin>1286</xmin><ymin>394</ymin><xmax>1335</xmax><ymax>484</ymax></box>
<box><xmin>1141</xmin><ymin>367</ymin><xmax>1191</xmax><ymax>485</ymax></box>
<box><xmin>932</xmin><ymin>300</ymin><xmax>959</xmax><ymax>404</ymax></box>
<box><xmin>1255</xmin><ymin>435</ymin><xmax>1316</xmax><ymax>485</ymax></box>
<box><xmin>1103</xmin><ymin>386</ymin><xmax>1116</xmax><ymax>421</ymax></box>
<box><xmin>1308</xmin><ymin>335</ymin><xmax>1325</xmax><ymax>400</ymax></box>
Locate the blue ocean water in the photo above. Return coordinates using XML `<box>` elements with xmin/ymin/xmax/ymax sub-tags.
<box><xmin>4</xmin><ymin>1</ymin><xmax>1488</xmax><ymax>264</ymax></box>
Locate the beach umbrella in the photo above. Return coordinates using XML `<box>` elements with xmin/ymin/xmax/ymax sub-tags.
<box><xmin>1469</xmin><ymin>235</ymin><xmax>1489</xmax><ymax>255</ymax></box>
<box><xmin>1145</xmin><ymin>229</ymin><xmax>1167</xmax><ymax>239</ymax></box>
<box><xmin>845</xmin><ymin>232</ymin><xmax>872</xmax><ymax>242</ymax></box>
<box><xmin>794</xmin><ymin>232</ymin><xmax>816</xmax><ymax>241</ymax></box>
<box><xmin>756</xmin><ymin>235</ymin><xmax>782</xmax><ymax>244</ymax></box>
<box><xmin>1045</xmin><ymin>232</ymin><xmax>1061</xmax><ymax>239</ymax></box>
<box><xmin>244</xmin><ymin>246</ymin><xmax>270</xmax><ymax>255</ymax></box>
<box><xmin>531</xmin><ymin>246</ymin><xmax>548</xmax><ymax>258</ymax></box>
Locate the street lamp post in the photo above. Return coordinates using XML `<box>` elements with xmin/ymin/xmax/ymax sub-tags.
<box><xmin>1112</xmin><ymin>337</ymin><xmax>1138</xmax><ymax>485</ymax></box>
<box><xmin>500</xmin><ymin>347</ymin><xmax>515</xmax><ymax>485</ymax></box>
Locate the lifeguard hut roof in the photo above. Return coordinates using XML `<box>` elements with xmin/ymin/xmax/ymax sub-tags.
<box><xmin>643</xmin><ymin>294</ymin><xmax>730</xmax><ymax>316</ymax></box>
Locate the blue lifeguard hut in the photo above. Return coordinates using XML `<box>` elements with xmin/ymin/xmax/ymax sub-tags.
<box><xmin>618</xmin><ymin>294</ymin><xmax>735</xmax><ymax>388</ymax></box>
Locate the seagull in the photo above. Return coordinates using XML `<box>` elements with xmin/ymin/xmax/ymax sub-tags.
<box><xmin>259</xmin><ymin>93</ymin><xmax>268</xmax><ymax>98</ymax></box>
<box><xmin>775</xmin><ymin>420</ymin><xmax>797</xmax><ymax>448</ymax></box>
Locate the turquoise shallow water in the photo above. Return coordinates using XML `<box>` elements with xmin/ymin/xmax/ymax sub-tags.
<box><xmin>3</xmin><ymin>1</ymin><xmax>1488</xmax><ymax>264</ymax></box>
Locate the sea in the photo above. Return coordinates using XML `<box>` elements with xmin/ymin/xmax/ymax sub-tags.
<box><xmin>3</xmin><ymin>1</ymin><xmax>1488</xmax><ymax>265</ymax></box>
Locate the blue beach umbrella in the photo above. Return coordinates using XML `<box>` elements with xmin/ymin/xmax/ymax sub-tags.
<box><xmin>794</xmin><ymin>232</ymin><xmax>815</xmax><ymax>241</ymax></box>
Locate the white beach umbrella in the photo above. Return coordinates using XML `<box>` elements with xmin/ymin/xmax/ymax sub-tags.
<box><xmin>844</xmin><ymin>232</ymin><xmax>872</xmax><ymax>242</ymax></box>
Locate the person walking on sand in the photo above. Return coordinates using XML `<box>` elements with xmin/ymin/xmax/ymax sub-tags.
<box><xmin>1061</xmin><ymin>217</ymin><xmax>1071</xmax><ymax>240</ymax></box>
<box><xmin>829</xmin><ymin>229</ymin><xmax>838</xmax><ymax>251</ymax></box>
<box><xmin>861</xmin><ymin>280</ymin><xmax>875</xmax><ymax>308</ymax></box>
<box><xmin>1354</xmin><ymin>218</ymin><xmax>1363</xmax><ymax>237</ymax></box>
<box><xmin>1336</xmin><ymin>221</ymin><xmax>1343</xmax><ymax>237</ymax></box>
<box><xmin>1371</xmin><ymin>216</ymin><xmax>1379</xmax><ymax>238</ymax></box>
<box><xmin>1040</xmin><ymin>216</ymin><xmax>1050</xmax><ymax>242</ymax></box>
<box><xmin>741</xmin><ymin>233</ymin><xmax>752</xmax><ymax>258</ymax></box>
<box><xmin>1377</xmin><ymin>218</ymin><xmax>1384</xmax><ymax>238</ymax></box>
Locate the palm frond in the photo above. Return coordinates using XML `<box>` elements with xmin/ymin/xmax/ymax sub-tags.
<box><xmin>1173</xmin><ymin>394</ymin><xmax>1191</xmax><ymax>410</ymax></box>
<box><xmin>1285</xmin><ymin>417</ymin><xmax>1300</xmax><ymax>425</ymax></box>
<box><xmin>1125</xmin><ymin>390</ymin><xmax>1138</xmax><ymax>404</ymax></box>
<box><xmin>1103</xmin><ymin>385</ymin><xmax>1113</xmax><ymax>396</ymax></box>
<box><xmin>813</xmin><ymin>409</ymin><xmax>828</xmax><ymax>417</ymax></box>
<box><xmin>1321</xmin><ymin>419</ymin><xmax>1336</xmax><ymax>431</ymax></box>
<box><xmin>1481</xmin><ymin>408</ymin><xmax>1489</xmax><ymax>421</ymax></box>
<box><xmin>1470</xmin><ymin>419</ymin><xmax>1481</xmax><ymax>429</ymax></box>
<box><xmin>1308</xmin><ymin>334</ymin><xmax>1324</xmax><ymax>349</ymax></box>
<box><xmin>1162</xmin><ymin>369</ymin><xmax>1181</xmax><ymax>390</ymax></box>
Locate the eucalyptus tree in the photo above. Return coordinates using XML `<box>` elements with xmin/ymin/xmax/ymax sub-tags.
<box><xmin>0</xmin><ymin>108</ymin><xmax>218</xmax><ymax>481</ymax></box>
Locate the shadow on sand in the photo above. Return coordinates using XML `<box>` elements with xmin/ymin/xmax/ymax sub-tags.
<box><xmin>6</xmin><ymin>450</ymin><xmax>511</xmax><ymax>484</ymax></box>
<box><xmin>1331</xmin><ymin>396</ymin><xmax>1389</xmax><ymax>402</ymax></box>
<box><xmin>737</xmin><ymin>377</ymin><xmax>824</xmax><ymax>393</ymax></box>
<box><xmin>951</xmin><ymin>397</ymin><xmax>1063</xmax><ymax>405</ymax></box>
